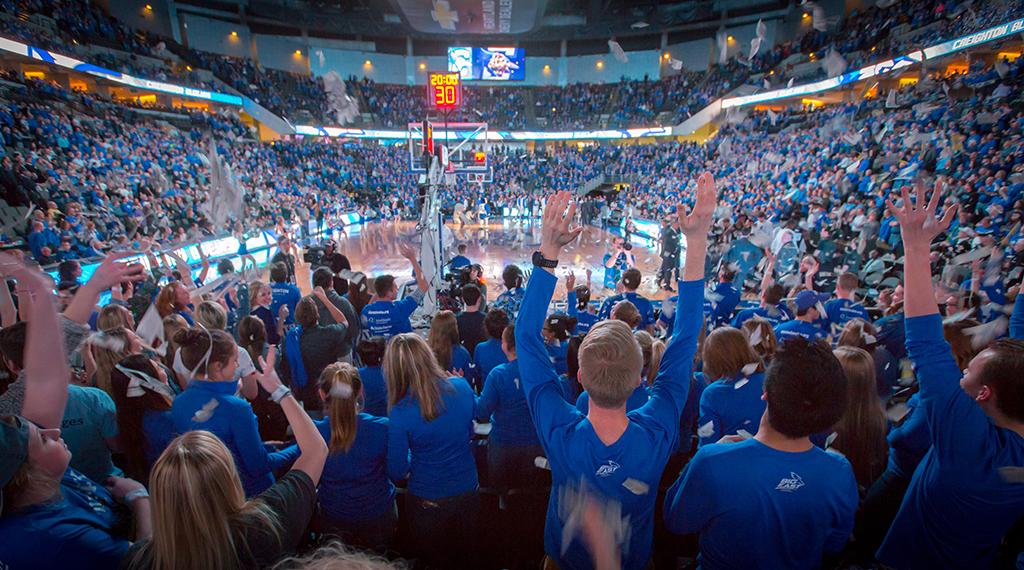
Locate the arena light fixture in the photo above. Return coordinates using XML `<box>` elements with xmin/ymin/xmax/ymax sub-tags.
<box><xmin>595</xmin><ymin>60</ymin><xmax>604</xmax><ymax>69</ymax></box>
<box><xmin>230</xmin><ymin>31</ymin><xmax>238</xmax><ymax>38</ymax></box>
<box><xmin>419</xmin><ymin>62</ymin><xmax>427</xmax><ymax>70</ymax></box>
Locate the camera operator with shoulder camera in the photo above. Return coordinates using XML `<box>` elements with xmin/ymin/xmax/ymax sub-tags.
<box><xmin>603</xmin><ymin>236</ymin><xmax>635</xmax><ymax>290</ymax></box>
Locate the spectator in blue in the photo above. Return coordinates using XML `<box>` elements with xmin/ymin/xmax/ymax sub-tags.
<box><xmin>170</xmin><ymin>327</ymin><xmax>298</xmax><ymax>497</ymax></box>
<box><xmin>269</xmin><ymin>262</ymin><xmax>301</xmax><ymax>326</ymax></box>
<box><xmin>707</xmin><ymin>264</ymin><xmax>741</xmax><ymax>328</ymax></box>
<box><xmin>474</xmin><ymin>324</ymin><xmax>544</xmax><ymax>491</ymax></box>
<box><xmin>450</xmin><ymin>243</ymin><xmax>471</xmax><ymax>270</ymax></box>
<box><xmin>385</xmin><ymin>333</ymin><xmax>478</xmax><ymax>568</ymax></box>
<box><xmin>515</xmin><ymin>181</ymin><xmax>713</xmax><ymax>570</ymax></box>
<box><xmin>597</xmin><ymin>267</ymin><xmax>654</xmax><ymax>331</ymax></box>
<box><xmin>664</xmin><ymin>336</ymin><xmax>858</xmax><ymax>569</ymax></box>
<box><xmin>109</xmin><ymin>354</ymin><xmax>177</xmax><ymax>485</ymax></box>
<box><xmin>310</xmin><ymin>362</ymin><xmax>395</xmax><ymax>552</ymax></box>
<box><xmin>493</xmin><ymin>264</ymin><xmax>525</xmax><ymax>319</ymax></box>
<box><xmin>876</xmin><ymin>180</ymin><xmax>1024</xmax><ymax>569</ymax></box>
<box><xmin>696</xmin><ymin>327</ymin><xmax>767</xmax><ymax>447</ymax></box>
<box><xmin>822</xmin><ymin>272</ymin><xmax>870</xmax><ymax>336</ymax></box>
<box><xmin>565</xmin><ymin>270</ymin><xmax>599</xmax><ymax>335</ymax></box>
<box><xmin>355</xmin><ymin>337</ymin><xmax>388</xmax><ymax>417</ymax></box>
<box><xmin>602</xmin><ymin>237</ymin><xmax>634</xmax><ymax>289</ymax></box>
<box><xmin>427</xmin><ymin>310</ymin><xmax>473</xmax><ymax>378</ymax></box>
<box><xmin>473</xmin><ymin>308</ymin><xmax>510</xmax><ymax>391</ymax></box>
<box><xmin>250</xmin><ymin>281</ymin><xmax>286</xmax><ymax>346</ymax></box>
<box><xmin>542</xmin><ymin>313</ymin><xmax>576</xmax><ymax>375</ymax></box>
<box><xmin>732</xmin><ymin>283</ymin><xmax>792</xmax><ymax>328</ymax></box>
<box><xmin>774</xmin><ymin>290</ymin><xmax>830</xmax><ymax>342</ymax></box>
<box><xmin>361</xmin><ymin>243</ymin><xmax>428</xmax><ymax>338</ymax></box>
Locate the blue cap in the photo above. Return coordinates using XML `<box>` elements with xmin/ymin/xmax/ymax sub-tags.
<box><xmin>794</xmin><ymin>290</ymin><xmax>830</xmax><ymax>312</ymax></box>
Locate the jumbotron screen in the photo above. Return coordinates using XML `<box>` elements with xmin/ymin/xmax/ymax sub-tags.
<box><xmin>448</xmin><ymin>47</ymin><xmax>525</xmax><ymax>81</ymax></box>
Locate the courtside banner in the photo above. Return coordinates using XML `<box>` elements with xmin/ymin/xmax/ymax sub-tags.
<box><xmin>0</xmin><ymin>35</ymin><xmax>244</xmax><ymax>105</ymax></box>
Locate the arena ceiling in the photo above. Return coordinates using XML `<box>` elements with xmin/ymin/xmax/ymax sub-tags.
<box><xmin>242</xmin><ymin>0</ymin><xmax>786</xmax><ymax>46</ymax></box>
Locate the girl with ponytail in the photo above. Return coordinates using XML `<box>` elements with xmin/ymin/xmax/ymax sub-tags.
<box><xmin>306</xmin><ymin>363</ymin><xmax>396</xmax><ymax>551</ymax></box>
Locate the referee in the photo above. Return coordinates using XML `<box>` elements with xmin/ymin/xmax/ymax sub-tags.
<box><xmin>658</xmin><ymin>217</ymin><xmax>681</xmax><ymax>291</ymax></box>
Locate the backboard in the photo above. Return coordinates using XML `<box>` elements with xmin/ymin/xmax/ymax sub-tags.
<box><xmin>408</xmin><ymin>121</ymin><xmax>490</xmax><ymax>174</ymax></box>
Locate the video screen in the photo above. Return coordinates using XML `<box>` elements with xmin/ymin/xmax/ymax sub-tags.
<box><xmin>448</xmin><ymin>47</ymin><xmax>525</xmax><ymax>81</ymax></box>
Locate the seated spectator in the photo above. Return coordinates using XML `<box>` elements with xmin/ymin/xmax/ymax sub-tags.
<box><xmin>696</xmin><ymin>327</ymin><xmax>767</xmax><ymax>447</ymax></box>
<box><xmin>664</xmin><ymin>337</ymin><xmax>858</xmax><ymax>569</ymax></box>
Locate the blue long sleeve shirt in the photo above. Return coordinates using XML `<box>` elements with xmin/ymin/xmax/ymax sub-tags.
<box><xmin>877</xmin><ymin>314</ymin><xmax>1024</xmax><ymax>569</ymax></box>
<box><xmin>664</xmin><ymin>439</ymin><xmax>858</xmax><ymax>569</ymax></box>
<box><xmin>475</xmin><ymin>359</ymin><xmax>540</xmax><ymax>446</ymax></box>
<box><xmin>171</xmin><ymin>380</ymin><xmax>298</xmax><ymax>497</ymax></box>
<box><xmin>575</xmin><ymin>384</ymin><xmax>650</xmax><ymax>415</ymax></box>
<box><xmin>313</xmin><ymin>414</ymin><xmax>396</xmax><ymax>525</ymax></box>
<box><xmin>386</xmin><ymin>376</ymin><xmax>478</xmax><ymax>500</ymax></box>
<box><xmin>567</xmin><ymin>290</ymin><xmax>599</xmax><ymax>335</ymax></box>
<box><xmin>696</xmin><ymin>372</ymin><xmax>767</xmax><ymax>447</ymax></box>
<box><xmin>1011</xmin><ymin>291</ymin><xmax>1024</xmax><ymax>339</ymax></box>
<box><xmin>473</xmin><ymin>338</ymin><xmax>509</xmax><ymax>385</ymax></box>
<box><xmin>597</xmin><ymin>291</ymin><xmax>655</xmax><ymax>328</ymax></box>
<box><xmin>885</xmin><ymin>393</ymin><xmax>930</xmax><ymax>480</ymax></box>
<box><xmin>358</xmin><ymin>366</ymin><xmax>388</xmax><ymax>417</ymax></box>
<box><xmin>515</xmin><ymin>269</ymin><xmax>702</xmax><ymax>570</ymax></box>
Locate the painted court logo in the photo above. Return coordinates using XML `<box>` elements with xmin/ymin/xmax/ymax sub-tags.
<box><xmin>775</xmin><ymin>472</ymin><xmax>805</xmax><ymax>492</ymax></box>
<box><xmin>596</xmin><ymin>460</ymin><xmax>621</xmax><ymax>477</ymax></box>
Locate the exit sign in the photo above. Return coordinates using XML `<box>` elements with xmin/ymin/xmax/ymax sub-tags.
<box><xmin>428</xmin><ymin>72</ymin><xmax>462</xmax><ymax>111</ymax></box>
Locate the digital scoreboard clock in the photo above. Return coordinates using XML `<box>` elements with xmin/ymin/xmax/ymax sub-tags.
<box><xmin>428</xmin><ymin>72</ymin><xmax>462</xmax><ymax>111</ymax></box>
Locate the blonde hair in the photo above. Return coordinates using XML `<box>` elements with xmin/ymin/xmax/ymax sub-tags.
<box><xmin>97</xmin><ymin>304</ymin><xmax>132</xmax><ymax>331</ymax></box>
<box><xmin>836</xmin><ymin>319</ymin><xmax>878</xmax><ymax>352</ymax></box>
<box><xmin>249</xmin><ymin>281</ymin><xmax>272</xmax><ymax>307</ymax></box>
<box><xmin>610</xmin><ymin>300</ymin><xmax>641</xmax><ymax>329</ymax></box>
<box><xmin>162</xmin><ymin>314</ymin><xmax>189</xmax><ymax>371</ymax></box>
<box><xmin>320</xmin><ymin>363</ymin><xmax>362</xmax><ymax>453</ymax></box>
<box><xmin>832</xmin><ymin>347</ymin><xmax>889</xmax><ymax>487</ymax></box>
<box><xmin>578</xmin><ymin>320</ymin><xmax>643</xmax><ymax>408</ymax></box>
<box><xmin>741</xmin><ymin>318</ymin><xmax>777</xmax><ymax>361</ymax></box>
<box><xmin>384</xmin><ymin>334</ymin><xmax>448</xmax><ymax>421</ymax></box>
<box><xmin>427</xmin><ymin>311</ymin><xmax>460</xmax><ymax>371</ymax></box>
<box><xmin>272</xmin><ymin>541</ymin><xmax>406</xmax><ymax>570</ymax></box>
<box><xmin>195</xmin><ymin>301</ymin><xmax>228</xmax><ymax>331</ymax></box>
<box><xmin>134</xmin><ymin>431</ymin><xmax>281</xmax><ymax>570</ymax></box>
<box><xmin>702</xmin><ymin>327</ymin><xmax>764</xmax><ymax>382</ymax></box>
<box><xmin>92</xmin><ymin>327</ymin><xmax>133</xmax><ymax>395</ymax></box>
<box><xmin>634</xmin><ymin>331</ymin><xmax>665</xmax><ymax>385</ymax></box>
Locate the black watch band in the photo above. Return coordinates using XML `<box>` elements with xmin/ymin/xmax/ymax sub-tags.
<box><xmin>532</xmin><ymin>251</ymin><xmax>558</xmax><ymax>269</ymax></box>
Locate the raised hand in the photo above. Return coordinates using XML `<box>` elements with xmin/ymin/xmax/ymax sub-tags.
<box><xmin>677</xmin><ymin>171</ymin><xmax>718</xmax><ymax>238</ymax></box>
<box><xmin>887</xmin><ymin>177</ymin><xmax>957</xmax><ymax>252</ymax></box>
<box><xmin>86</xmin><ymin>251</ymin><xmax>146</xmax><ymax>292</ymax></box>
<box><xmin>257</xmin><ymin>346</ymin><xmax>284</xmax><ymax>393</ymax></box>
<box><xmin>540</xmin><ymin>191</ymin><xmax>583</xmax><ymax>261</ymax></box>
<box><xmin>566</xmin><ymin>271</ymin><xmax>576</xmax><ymax>290</ymax></box>
<box><xmin>398</xmin><ymin>242</ymin><xmax>417</xmax><ymax>260</ymax></box>
<box><xmin>0</xmin><ymin>251</ymin><xmax>50</xmax><ymax>291</ymax></box>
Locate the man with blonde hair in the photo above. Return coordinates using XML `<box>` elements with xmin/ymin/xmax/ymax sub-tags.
<box><xmin>515</xmin><ymin>174</ymin><xmax>717</xmax><ymax>570</ymax></box>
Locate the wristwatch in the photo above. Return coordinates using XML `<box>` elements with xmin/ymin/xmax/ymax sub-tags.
<box><xmin>270</xmin><ymin>385</ymin><xmax>292</xmax><ymax>403</ymax></box>
<box><xmin>532</xmin><ymin>251</ymin><xmax>558</xmax><ymax>269</ymax></box>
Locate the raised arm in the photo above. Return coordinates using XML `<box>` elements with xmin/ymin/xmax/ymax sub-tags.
<box><xmin>887</xmin><ymin>177</ymin><xmax>990</xmax><ymax>464</ymax></box>
<box><xmin>516</xmin><ymin>191</ymin><xmax>585</xmax><ymax>439</ymax></box>
<box><xmin>64</xmin><ymin>252</ymin><xmax>146</xmax><ymax>325</ymax></box>
<box><xmin>566</xmin><ymin>272</ymin><xmax>579</xmax><ymax>319</ymax></box>
<box><xmin>256</xmin><ymin>347</ymin><xmax>328</xmax><ymax>484</ymax></box>
<box><xmin>312</xmin><ymin>287</ymin><xmax>348</xmax><ymax>326</ymax></box>
<box><xmin>2</xmin><ymin>254</ymin><xmax>68</xmax><ymax>428</ymax></box>
<box><xmin>641</xmin><ymin>172</ymin><xmax>716</xmax><ymax>433</ymax></box>
<box><xmin>399</xmin><ymin>242</ymin><xmax>428</xmax><ymax>292</ymax></box>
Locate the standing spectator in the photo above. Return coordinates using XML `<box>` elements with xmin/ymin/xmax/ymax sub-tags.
<box><xmin>473</xmin><ymin>309</ymin><xmax>510</xmax><ymax>391</ymax></box>
<box><xmin>696</xmin><ymin>327</ymin><xmax>767</xmax><ymax>447</ymax></box>
<box><xmin>493</xmin><ymin>264</ymin><xmax>525</xmax><ymax>319</ymax></box>
<box><xmin>831</xmin><ymin>346</ymin><xmax>889</xmax><ymax>489</ymax></box>
<box><xmin>278</xmin><ymin>293</ymin><xmax>350</xmax><ymax>410</ymax></box>
<box><xmin>361</xmin><ymin>244</ymin><xmax>428</xmax><ymax>338</ymax></box>
<box><xmin>385</xmin><ymin>334</ymin><xmax>478</xmax><ymax>568</ymax></box>
<box><xmin>311</xmin><ymin>267</ymin><xmax>361</xmax><ymax>359</ymax></box>
<box><xmin>597</xmin><ymin>268</ymin><xmax>654</xmax><ymax>330</ymax></box>
<box><xmin>355</xmin><ymin>337</ymin><xmax>389</xmax><ymax>417</ymax></box>
<box><xmin>456</xmin><ymin>284</ymin><xmax>486</xmax><ymax>356</ymax></box>
<box><xmin>270</xmin><ymin>263</ymin><xmax>301</xmax><ymax>326</ymax></box>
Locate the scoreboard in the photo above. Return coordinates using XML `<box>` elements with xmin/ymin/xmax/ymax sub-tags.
<box><xmin>428</xmin><ymin>72</ymin><xmax>462</xmax><ymax>111</ymax></box>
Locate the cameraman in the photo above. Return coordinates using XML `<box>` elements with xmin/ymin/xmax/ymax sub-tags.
<box><xmin>320</xmin><ymin>239</ymin><xmax>352</xmax><ymax>294</ymax></box>
<box><xmin>603</xmin><ymin>237</ymin><xmax>635</xmax><ymax>290</ymax></box>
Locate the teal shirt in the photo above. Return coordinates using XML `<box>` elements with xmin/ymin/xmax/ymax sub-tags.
<box><xmin>62</xmin><ymin>385</ymin><xmax>121</xmax><ymax>483</ymax></box>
